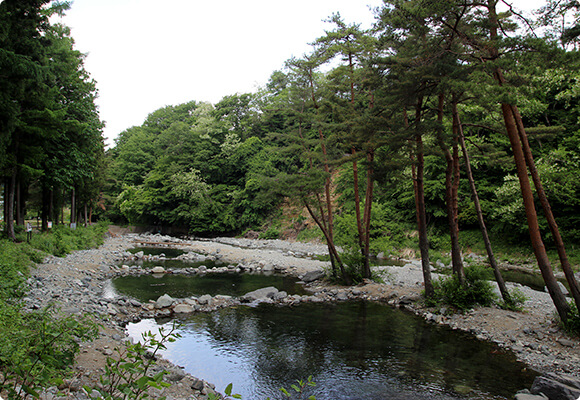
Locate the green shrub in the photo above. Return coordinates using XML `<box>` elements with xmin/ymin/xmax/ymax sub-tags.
<box><xmin>426</xmin><ymin>265</ymin><xmax>497</xmax><ymax>310</ymax></box>
<box><xmin>259</xmin><ymin>226</ymin><xmax>280</xmax><ymax>240</ymax></box>
<box><xmin>29</xmin><ymin>221</ymin><xmax>109</xmax><ymax>257</ymax></box>
<box><xmin>563</xmin><ymin>302</ymin><xmax>580</xmax><ymax>336</ymax></box>
<box><xmin>498</xmin><ymin>288</ymin><xmax>528</xmax><ymax>312</ymax></box>
<box><xmin>85</xmin><ymin>325</ymin><xmax>180</xmax><ymax>400</ymax></box>
<box><xmin>0</xmin><ymin>305</ymin><xmax>98</xmax><ymax>399</ymax></box>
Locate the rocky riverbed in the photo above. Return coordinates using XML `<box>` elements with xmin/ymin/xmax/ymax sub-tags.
<box><xmin>22</xmin><ymin>232</ymin><xmax>580</xmax><ymax>400</ymax></box>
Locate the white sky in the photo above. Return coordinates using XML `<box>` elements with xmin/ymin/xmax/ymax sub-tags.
<box><xmin>57</xmin><ymin>0</ymin><xmax>548</xmax><ymax>147</ymax></box>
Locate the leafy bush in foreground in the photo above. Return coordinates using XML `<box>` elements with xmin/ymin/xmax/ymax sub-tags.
<box><xmin>0</xmin><ymin>305</ymin><xmax>98</xmax><ymax>399</ymax></box>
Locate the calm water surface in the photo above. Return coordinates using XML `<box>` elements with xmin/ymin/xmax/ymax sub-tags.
<box><xmin>127</xmin><ymin>301</ymin><xmax>537</xmax><ymax>400</ymax></box>
<box><xmin>113</xmin><ymin>273</ymin><xmax>309</xmax><ymax>302</ymax></box>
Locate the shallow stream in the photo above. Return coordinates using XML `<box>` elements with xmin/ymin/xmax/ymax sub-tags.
<box><xmin>117</xmin><ymin>246</ymin><xmax>538</xmax><ymax>399</ymax></box>
<box><xmin>127</xmin><ymin>302</ymin><xmax>536</xmax><ymax>400</ymax></box>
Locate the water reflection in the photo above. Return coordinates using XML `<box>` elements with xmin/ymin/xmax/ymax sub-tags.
<box><xmin>113</xmin><ymin>273</ymin><xmax>309</xmax><ymax>302</ymax></box>
<box><xmin>127</xmin><ymin>301</ymin><xmax>536</xmax><ymax>400</ymax></box>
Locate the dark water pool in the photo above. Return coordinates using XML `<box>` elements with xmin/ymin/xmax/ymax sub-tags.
<box><xmin>127</xmin><ymin>301</ymin><xmax>537</xmax><ymax>400</ymax></box>
<box><xmin>113</xmin><ymin>272</ymin><xmax>309</xmax><ymax>302</ymax></box>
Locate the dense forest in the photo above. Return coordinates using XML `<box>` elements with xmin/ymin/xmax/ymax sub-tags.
<box><xmin>2</xmin><ymin>1</ymin><xmax>580</xmax><ymax>320</ymax></box>
<box><xmin>0</xmin><ymin>0</ymin><xmax>104</xmax><ymax>239</ymax></box>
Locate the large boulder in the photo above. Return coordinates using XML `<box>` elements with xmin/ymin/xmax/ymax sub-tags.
<box><xmin>531</xmin><ymin>373</ymin><xmax>580</xmax><ymax>400</ymax></box>
<box><xmin>241</xmin><ymin>287</ymin><xmax>279</xmax><ymax>302</ymax></box>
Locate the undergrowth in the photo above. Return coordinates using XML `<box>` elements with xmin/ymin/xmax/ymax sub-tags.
<box><xmin>0</xmin><ymin>221</ymin><xmax>110</xmax><ymax>399</ymax></box>
<box><xmin>425</xmin><ymin>265</ymin><xmax>497</xmax><ymax>310</ymax></box>
<box><xmin>563</xmin><ymin>302</ymin><xmax>580</xmax><ymax>336</ymax></box>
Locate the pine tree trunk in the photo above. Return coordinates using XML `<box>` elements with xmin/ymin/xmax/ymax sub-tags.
<box><xmin>437</xmin><ymin>93</ymin><xmax>465</xmax><ymax>283</ymax></box>
<box><xmin>413</xmin><ymin>99</ymin><xmax>433</xmax><ymax>297</ymax></box>
<box><xmin>487</xmin><ymin>0</ymin><xmax>569</xmax><ymax>320</ymax></box>
<box><xmin>362</xmin><ymin>150</ymin><xmax>375</xmax><ymax>279</ymax></box>
<box><xmin>352</xmin><ymin>150</ymin><xmax>364</xmax><ymax>253</ymax></box>
<box><xmin>501</xmin><ymin>103</ymin><xmax>570</xmax><ymax>322</ymax></box>
<box><xmin>303</xmin><ymin>200</ymin><xmax>350</xmax><ymax>284</ymax></box>
<box><xmin>510</xmin><ymin>105</ymin><xmax>580</xmax><ymax>310</ymax></box>
<box><xmin>455</xmin><ymin>103</ymin><xmax>512</xmax><ymax>304</ymax></box>
<box><xmin>451</xmin><ymin>135</ymin><xmax>464</xmax><ymax>278</ymax></box>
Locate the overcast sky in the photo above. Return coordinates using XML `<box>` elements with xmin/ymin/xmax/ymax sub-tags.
<box><xmin>57</xmin><ymin>0</ymin><xmax>547</xmax><ymax>147</ymax></box>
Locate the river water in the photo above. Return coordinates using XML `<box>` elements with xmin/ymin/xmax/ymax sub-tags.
<box><xmin>119</xmin><ymin>247</ymin><xmax>538</xmax><ymax>399</ymax></box>
<box><xmin>126</xmin><ymin>301</ymin><xmax>536</xmax><ymax>400</ymax></box>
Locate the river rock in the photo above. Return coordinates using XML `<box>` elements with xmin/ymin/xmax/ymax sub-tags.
<box><xmin>155</xmin><ymin>294</ymin><xmax>174</xmax><ymax>308</ymax></box>
<box><xmin>166</xmin><ymin>367</ymin><xmax>187</xmax><ymax>382</ymax></box>
<box><xmin>262</xmin><ymin>262</ymin><xmax>274</xmax><ymax>272</ymax></box>
<box><xmin>198</xmin><ymin>294</ymin><xmax>212</xmax><ymax>305</ymax></box>
<box><xmin>515</xmin><ymin>390</ymin><xmax>548</xmax><ymax>400</ymax></box>
<box><xmin>336</xmin><ymin>291</ymin><xmax>349</xmax><ymax>301</ymax></box>
<box><xmin>557</xmin><ymin>338</ymin><xmax>575</xmax><ymax>348</ymax></box>
<box><xmin>191</xmin><ymin>378</ymin><xmax>204</xmax><ymax>391</ymax></box>
<box><xmin>173</xmin><ymin>304</ymin><xmax>194</xmax><ymax>314</ymax></box>
<box><xmin>301</xmin><ymin>269</ymin><xmax>325</xmax><ymax>283</ymax></box>
<box><xmin>273</xmin><ymin>291</ymin><xmax>288</xmax><ymax>301</ymax></box>
<box><xmin>558</xmin><ymin>281</ymin><xmax>569</xmax><ymax>296</ymax></box>
<box><xmin>151</xmin><ymin>266</ymin><xmax>166</xmax><ymax>274</ymax></box>
<box><xmin>135</xmin><ymin>251</ymin><xmax>144</xmax><ymax>259</ymax></box>
<box><xmin>241</xmin><ymin>287</ymin><xmax>279</xmax><ymax>302</ymax></box>
<box><xmin>531</xmin><ymin>373</ymin><xmax>580</xmax><ymax>400</ymax></box>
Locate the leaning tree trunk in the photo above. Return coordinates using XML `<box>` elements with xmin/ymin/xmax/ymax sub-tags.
<box><xmin>303</xmin><ymin>200</ymin><xmax>350</xmax><ymax>285</ymax></box>
<box><xmin>486</xmin><ymin>0</ymin><xmax>569</xmax><ymax>322</ymax></box>
<box><xmin>510</xmin><ymin>105</ymin><xmax>580</xmax><ymax>310</ymax></box>
<box><xmin>454</xmin><ymin>102</ymin><xmax>512</xmax><ymax>305</ymax></box>
<box><xmin>500</xmin><ymin>102</ymin><xmax>570</xmax><ymax>322</ymax></box>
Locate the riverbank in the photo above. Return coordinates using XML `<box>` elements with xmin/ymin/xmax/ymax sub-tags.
<box><xmin>24</xmin><ymin>232</ymin><xmax>580</xmax><ymax>399</ymax></box>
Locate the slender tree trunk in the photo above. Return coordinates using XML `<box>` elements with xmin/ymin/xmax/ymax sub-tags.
<box><xmin>501</xmin><ymin>103</ymin><xmax>570</xmax><ymax>322</ymax></box>
<box><xmin>451</xmin><ymin>132</ymin><xmax>463</xmax><ymax>274</ymax></box>
<box><xmin>319</xmin><ymin>128</ymin><xmax>337</xmax><ymax>265</ymax></box>
<box><xmin>40</xmin><ymin>186</ymin><xmax>48</xmax><ymax>231</ymax></box>
<box><xmin>3</xmin><ymin>181</ymin><xmax>7</xmax><ymax>232</ymax></box>
<box><xmin>437</xmin><ymin>93</ymin><xmax>465</xmax><ymax>283</ymax></box>
<box><xmin>6</xmin><ymin>170</ymin><xmax>16</xmax><ymax>241</ymax></box>
<box><xmin>71</xmin><ymin>188</ymin><xmax>76</xmax><ymax>225</ymax></box>
<box><xmin>352</xmin><ymin>149</ymin><xmax>365</xmax><ymax>252</ymax></box>
<box><xmin>510</xmin><ymin>105</ymin><xmax>580</xmax><ymax>310</ymax></box>
<box><xmin>455</xmin><ymin>102</ymin><xmax>512</xmax><ymax>304</ymax></box>
<box><xmin>362</xmin><ymin>150</ymin><xmax>375</xmax><ymax>279</ymax></box>
<box><xmin>303</xmin><ymin>200</ymin><xmax>350</xmax><ymax>284</ymax></box>
<box><xmin>413</xmin><ymin>99</ymin><xmax>434</xmax><ymax>298</ymax></box>
<box><xmin>16</xmin><ymin>178</ymin><xmax>23</xmax><ymax>226</ymax></box>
